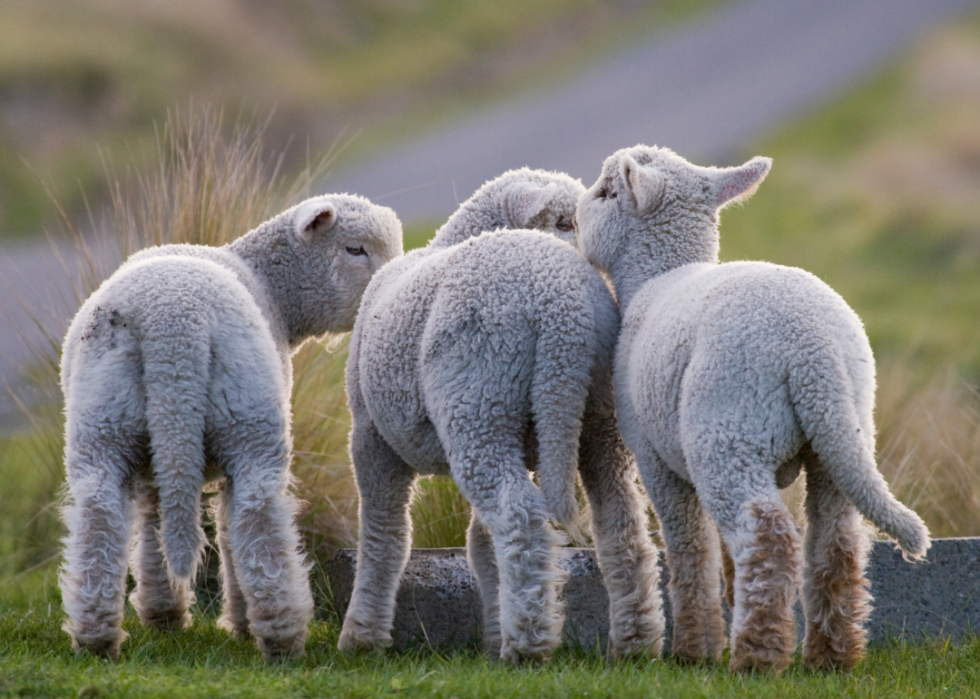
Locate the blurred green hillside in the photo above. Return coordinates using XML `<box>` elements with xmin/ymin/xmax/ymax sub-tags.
<box><xmin>0</xmin><ymin>0</ymin><xmax>720</xmax><ymax>238</ymax></box>
<box><xmin>719</xmin><ymin>11</ymin><xmax>980</xmax><ymax>382</ymax></box>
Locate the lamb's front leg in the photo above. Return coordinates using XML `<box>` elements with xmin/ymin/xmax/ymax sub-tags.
<box><xmin>640</xmin><ymin>455</ymin><xmax>726</xmax><ymax>664</ymax></box>
<box><xmin>339</xmin><ymin>421</ymin><xmax>417</xmax><ymax>652</ymax></box>
<box><xmin>579</xmin><ymin>402</ymin><xmax>664</xmax><ymax>659</ymax></box>
<box><xmin>128</xmin><ymin>482</ymin><xmax>195</xmax><ymax>631</ymax></box>
<box><xmin>467</xmin><ymin>512</ymin><xmax>502</xmax><ymax>655</ymax></box>
<box><xmin>214</xmin><ymin>481</ymin><xmax>249</xmax><ymax>638</ymax></box>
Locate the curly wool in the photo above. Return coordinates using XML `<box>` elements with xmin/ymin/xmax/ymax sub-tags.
<box><xmin>340</xmin><ymin>168</ymin><xmax>664</xmax><ymax>663</ymax></box>
<box><xmin>576</xmin><ymin>144</ymin><xmax>930</xmax><ymax>673</ymax></box>
<box><xmin>59</xmin><ymin>194</ymin><xmax>402</xmax><ymax>661</ymax></box>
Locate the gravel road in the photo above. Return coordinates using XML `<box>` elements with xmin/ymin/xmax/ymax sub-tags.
<box><xmin>2</xmin><ymin>0</ymin><xmax>978</xmax><ymax>430</ymax></box>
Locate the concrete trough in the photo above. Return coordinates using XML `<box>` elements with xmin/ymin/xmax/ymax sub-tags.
<box><xmin>325</xmin><ymin>538</ymin><xmax>980</xmax><ymax>652</ymax></box>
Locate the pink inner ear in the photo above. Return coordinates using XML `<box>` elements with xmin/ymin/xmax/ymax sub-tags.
<box><xmin>306</xmin><ymin>209</ymin><xmax>334</xmax><ymax>233</ymax></box>
<box><xmin>719</xmin><ymin>163</ymin><xmax>766</xmax><ymax>204</ymax></box>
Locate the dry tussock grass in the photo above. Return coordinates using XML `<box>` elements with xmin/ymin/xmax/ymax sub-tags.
<box><xmin>876</xmin><ymin>361</ymin><xmax>980</xmax><ymax>538</ymax></box>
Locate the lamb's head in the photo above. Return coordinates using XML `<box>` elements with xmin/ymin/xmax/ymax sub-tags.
<box><xmin>576</xmin><ymin>145</ymin><xmax>771</xmax><ymax>279</ymax></box>
<box><xmin>433</xmin><ymin>168</ymin><xmax>584</xmax><ymax>247</ymax></box>
<box><xmin>233</xmin><ymin>193</ymin><xmax>403</xmax><ymax>346</ymax></box>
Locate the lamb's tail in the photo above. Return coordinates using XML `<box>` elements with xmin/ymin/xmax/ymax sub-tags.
<box><xmin>789</xmin><ymin>350</ymin><xmax>930</xmax><ymax>560</ymax></box>
<box><xmin>530</xmin><ymin>289</ymin><xmax>596</xmax><ymax>530</ymax></box>
<box><xmin>142</xmin><ymin>308</ymin><xmax>210</xmax><ymax>581</ymax></box>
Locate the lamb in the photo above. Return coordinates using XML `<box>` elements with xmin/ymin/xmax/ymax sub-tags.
<box><xmin>575</xmin><ymin>144</ymin><xmax>931</xmax><ymax>673</ymax></box>
<box><xmin>59</xmin><ymin>194</ymin><xmax>403</xmax><ymax>661</ymax></box>
<box><xmin>340</xmin><ymin>168</ymin><xmax>664</xmax><ymax>663</ymax></box>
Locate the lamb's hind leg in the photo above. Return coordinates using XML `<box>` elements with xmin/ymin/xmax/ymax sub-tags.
<box><xmin>453</xmin><ymin>441</ymin><xmax>565</xmax><ymax>664</ymax></box>
<box><xmin>339</xmin><ymin>421</ymin><xmax>417</xmax><ymax>652</ymax></box>
<box><xmin>60</xmin><ymin>449</ymin><xmax>134</xmax><ymax>660</ymax></box>
<box><xmin>467</xmin><ymin>512</ymin><xmax>502</xmax><ymax>655</ymax></box>
<box><xmin>128</xmin><ymin>482</ymin><xmax>195</xmax><ymax>631</ymax></box>
<box><xmin>639</xmin><ymin>454</ymin><xmax>724</xmax><ymax>663</ymax></box>
<box><xmin>699</xmin><ymin>470</ymin><xmax>802</xmax><ymax>674</ymax></box>
<box><xmin>579</xmin><ymin>397</ymin><xmax>664</xmax><ymax>659</ymax></box>
<box><xmin>801</xmin><ymin>447</ymin><xmax>871</xmax><ymax>672</ymax></box>
<box><xmin>221</xmin><ymin>424</ymin><xmax>314</xmax><ymax>661</ymax></box>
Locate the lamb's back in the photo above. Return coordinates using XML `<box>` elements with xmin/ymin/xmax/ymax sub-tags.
<box><xmin>353</xmin><ymin>231</ymin><xmax>612</xmax><ymax>472</ymax></box>
<box><xmin>62</xmin><ymin>253</ymin><xmax>284</xmax><ymax>420</ymax></box>
<box><xmin>616</xmin><ymin>260</ymin><xmax>871</xmax><ymax>477</ymax></box>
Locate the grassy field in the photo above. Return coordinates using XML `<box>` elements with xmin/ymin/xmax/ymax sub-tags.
<box><xmin>1</xmin><ymin>569</ymin><xmax>979</xmax><ymax>699</ymax></box>
<box><xmin>0</xmin><ymin>0</ymin><xmax>723</xmax><ymax>239</ymax></box>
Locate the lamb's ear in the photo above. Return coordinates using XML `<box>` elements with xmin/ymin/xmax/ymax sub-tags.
<box><xmin>504</xmin><ymin>182</ymin><xmax>558</xmax><ymax>228</ymax></box>
<box><xmin>293</xmin><ymin>200</ymin><xmax>338</xmax><ymax>242</ymax></box>
<box><xmin>619</xmin><ymin>155</ymin><xmax>664</xmax><ymax>213</ymax></box>
<box><xmin>709</xmin><ymin>156</ymin><xmax>772</xmax><ymax>210</ymax></box>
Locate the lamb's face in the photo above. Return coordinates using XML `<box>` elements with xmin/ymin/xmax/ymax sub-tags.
<box><xmin>576</xmin><ymin>145</ymin><xmax>771</xmax><ymax>273</ymax></box>
<box><xmin>432</xmin><ymin>168</ymin><xmax>584</xmax><ymax>248</ymax></box>
<box><xmin>290</xmin><ymin>194</ymin><xmax>403</xmax><ymax>335</ymax></box>
<box><xmin>498</xmin><ymin>170</ymin><xmax>584</xmax><ymax>246</ymax></box>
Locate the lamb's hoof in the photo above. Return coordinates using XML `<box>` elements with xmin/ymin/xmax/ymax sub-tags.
<box><xmin>140</xmin><ymin>608</ymin><xmax>193</xmax><ymax>632</ymax></box>
<box><xmin>257</xmin><ymin>633</ymin><xmax>306</xmax><ymax>661</ymax></box>
<box><xmin>803</xmin><ymin>633</ymin><xmax>863</xmax><ymax>673</ymax></box>
<box><xmin>671</xmin><ymin>651</ymin><xmax>722</xmax><ymax>667</ymax></box>
<box><xmin>669</xmin><ymin>636</ymin><xmax>723</xmax><ymax>666</ymax></box>
<box><xmin>728</xmin><ymin>641</ymin><xmax>792</xmax><ymax>674</ymax></box>
<box><xmin>482</xmin><ymin>637</ymin><xmax>502</xmax><ymax>660</ymax></box>
<box><xmin>216</xmin><ymin>616</ymin><xmax>250</xmax><ymax>639</ymax></box>
<box><xmin>337</xmin><ymin>622</ymin><xmax>392</xmax><ymax>653</ymax></box>
<box><xmin>66</xmin><ymin>624</ymin><xmax>128</xmax><ymax>661</ymax></box>
<box><xmin>610</xmin><ymin>634</ymin><xmax>664</xmax><ymax>661</ymax></box>
<box><xmin>500</xmin><ymin>639</ymin><xmax>556</xmax><ymax>666</ymax></box>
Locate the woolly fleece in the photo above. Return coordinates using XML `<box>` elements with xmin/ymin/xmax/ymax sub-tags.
<box><xmin>576</xmin><ymin>144</ymin><xmax>930</xmax><ymax>673</ymax></box>
<box><xmin>59</xmin><ymin>194</ymin><xmax>402</xmax><ymax>661</ymax></box>
<box><xmin>341</xmin><ymin>168</ymin><xmax>664</xmax><ymax>663</ymax></box>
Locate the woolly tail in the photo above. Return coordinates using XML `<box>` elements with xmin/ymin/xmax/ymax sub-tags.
<box><xmin>790</xmin><ymin>353</ymin><xmax>931</xmax><ymax>560</ymax></box>
<box><xmin>142</xmin><ymin>312</ymin><xmax>210</xmax><ymax>581</ymax></box>
<box><xmin>530</xmin><ymin>296</ymin><xmax>595</xmax><ymax>530</ymax></box>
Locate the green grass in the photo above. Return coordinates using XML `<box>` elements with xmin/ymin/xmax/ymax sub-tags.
<box><xmin>2</xmin><ymin>571</ymin><xmax>979</xmax><ymax>699</ymax></box>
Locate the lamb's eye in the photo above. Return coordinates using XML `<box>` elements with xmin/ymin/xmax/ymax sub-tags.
<box><xmin>609</xmin><ymin>190</ymin><xmax>618</xmax><ymax>200</ymax></box>
<box><xmin>597</xmin><ymin>187</ymin><xmax>608</xmax><ymax>199</ymax></box>
<box><xmin>556</xmin><ymin>216</ymin><xmax>575</xmax><ymax>233</ymax></box>
<box><xmin>346</xmin><ymin>245</ymin><xmax>367</xmax><ymax>257</ymax></box>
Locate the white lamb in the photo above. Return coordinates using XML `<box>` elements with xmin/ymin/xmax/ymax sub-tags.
<box><xmin>340</xmin><ymin>168</ymin><xmax>664</xmax><ymax>663</ymax></box>
<box><xmin>59</xmin><ymin>194</ymin><xmax>403</xmax><ymax>660</ymax></box>
<box><xmin>575</xmin><ymin>145</ymin><xmax>930</xmax><ymax>673</ymax></box>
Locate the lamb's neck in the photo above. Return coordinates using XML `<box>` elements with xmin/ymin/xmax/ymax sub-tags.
<box><xmin>609</xmin><ymin>255</ymin><xmax>668</xmax><ymax>310</ymax></box>
<box><xmin>430</xmin><ymin>202</ymin><xmax>505</xmax><ymax>248</ymax></box>
<box><xmin>611</xmin><ymin>231</ymin><xmax>718</xmax><ymax>309</ymax></box>
<box><xmin>227</xmin><ymin>231</ymin><xmax>297</xmax><ymax>351</ymax></box>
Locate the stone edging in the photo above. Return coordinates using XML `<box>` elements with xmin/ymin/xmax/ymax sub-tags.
<box><xmin>324</xmin><ymin>538</ymin><xmax>980</xmax><ymax>651</ymax></box>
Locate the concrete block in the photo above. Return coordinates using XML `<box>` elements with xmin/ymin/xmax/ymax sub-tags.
<box><xmin>324</xmin><ymin>537</ymin><xmax>980</xmax><ymax>651</ymax></box>
<box><xmin>867</xmin><ymin>537</ymin><xmax>980</xmax><ymax>641</ymax></box>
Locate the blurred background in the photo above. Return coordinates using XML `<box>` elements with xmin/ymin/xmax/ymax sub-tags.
<box><xmin>2</xmin><ymin>0</ymin><xmax>980</xmax><ymax>590</ymax></box>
